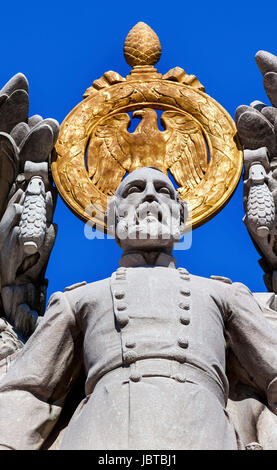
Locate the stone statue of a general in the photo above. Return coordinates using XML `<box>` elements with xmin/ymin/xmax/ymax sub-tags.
<box><xmin>0</xmin><ymin>166</ymin><xmax>277</xmax><ymax>450</ymax></box>
<box><xmin>2</xmin><ymin>23</ymin><xmax>277</xmax><ymax>450</ymax></box>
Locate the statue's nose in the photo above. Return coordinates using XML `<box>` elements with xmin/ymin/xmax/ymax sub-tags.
<box><xmin>142</xmin><ymin>183</ymin><xmax>159</xmax><ymax>202</ymax></box>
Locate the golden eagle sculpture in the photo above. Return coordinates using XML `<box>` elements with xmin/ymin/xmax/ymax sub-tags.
<box><xmin>87</xmin><ymin>109</ymin><xmax>208</xmax><ymax>195</ymax></box>
<box><xmin>53</xmin><ymin>22</ymin><xmax>242</xmax><ymax>231</ymax></box>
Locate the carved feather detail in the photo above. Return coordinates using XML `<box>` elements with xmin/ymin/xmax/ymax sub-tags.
<box><xmin>246</xmin><ymin>181</ymin><xmax>275</xmax><ymax>237</ymax></box>
<box><xmin>161</xmin><ymin>111</ymin><xmax>208</xmax><ymax>190</ymax></box>
<box><xmin>86</xmin><ymin>109</ymin><xmax>208</xmax><ymax>195</ymax></box>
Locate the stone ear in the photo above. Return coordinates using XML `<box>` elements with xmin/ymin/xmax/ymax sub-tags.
<box><xmin>105</xmin><ymin>195</ymin><xmax>117</xmax><ymax>237</ymax></box>
<box><xmin>179</xmin><ymin>199</ymin><xmax>188</xmax><ymax>234</ymax></box>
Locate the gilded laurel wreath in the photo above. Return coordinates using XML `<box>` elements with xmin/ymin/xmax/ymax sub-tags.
<box><xmin>52</xmin><ymin>22</ymin><xmax>242</xmax><ymax>231</ymax></box>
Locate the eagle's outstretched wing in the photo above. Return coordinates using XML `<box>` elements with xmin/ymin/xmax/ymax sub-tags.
<box><xmin>87</xmin><ymin>113</ymin><xmax>132</xmax><ymax>195</ymax></box>
<box><xmin>161</xmin><ymin>111</ymin><xmax>208</xmax><ymax>191</ymax></box>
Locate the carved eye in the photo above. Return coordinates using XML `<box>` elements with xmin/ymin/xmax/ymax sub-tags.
<box><xmin>127</xmin><ymin>186</ymin><xmax>142</xmax><ymax>195</ymax></box>
<box><xmin>158</xmin><ymin>187</ymin><xmax>171</xmax><ymax>195</ymax></box>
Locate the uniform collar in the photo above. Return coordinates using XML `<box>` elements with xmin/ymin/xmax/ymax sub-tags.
<box><xmin>119</xmin><ymin>251</ymin><xmax>177</xmax><ymax>269</ymax></box>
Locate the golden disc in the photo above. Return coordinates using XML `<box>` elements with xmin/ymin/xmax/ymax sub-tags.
<box><xmin>52</xmin><ymin>23</ymin><xmax>242</xmax><ymax>232</ymax></box>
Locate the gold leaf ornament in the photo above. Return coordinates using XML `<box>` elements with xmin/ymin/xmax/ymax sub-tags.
<box><xmin>52</xmin><ymin>22</ymin><xmax>242</xmax><ymax>231</ymax></box>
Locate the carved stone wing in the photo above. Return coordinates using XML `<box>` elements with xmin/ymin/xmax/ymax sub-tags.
<box><xmin>0</xmin><ymin>132</ymin><xmax>19</xmax><ymax>219</ymax></box>
<box><xmin>235</xmin><ymin>50</ymin><xmax>277</xmax><ymax>292</ymax></box>
<box><xmin>161</xmin><ymin>110</ymin><xmax>208</xmax><ymax>191</ymax></box>
<box><xmin>86</xmin><ymin>113</ymin><xmax>132</xmax><ymax>195</ymax></box>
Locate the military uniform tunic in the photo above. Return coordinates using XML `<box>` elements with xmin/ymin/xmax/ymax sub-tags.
<box><xmin>1</xmin><ymin>253</ymin><xmax>277</xmax><ymax>450</ymax></box>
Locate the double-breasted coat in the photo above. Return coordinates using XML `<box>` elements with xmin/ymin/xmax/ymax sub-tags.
<box><xmin>1</xmin><ymin>252</ymin><xmax>277</xmax><ymax>449</ymax></box>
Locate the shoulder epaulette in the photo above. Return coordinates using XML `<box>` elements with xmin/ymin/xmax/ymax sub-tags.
<box><xmin>64</xmin><ymin>281</ymin><xmax>87</xmax><ymax>292</ymax></box>
<box><xmin>210</xmin><ymin>275</ymin><xmax>232</xmax><ymax>284</ymax></box>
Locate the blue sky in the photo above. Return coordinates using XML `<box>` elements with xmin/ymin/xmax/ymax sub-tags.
<box><xmin>1</xmin><ymin>0</ymin><xmax>277</xmax><ymax>297</ymax></box>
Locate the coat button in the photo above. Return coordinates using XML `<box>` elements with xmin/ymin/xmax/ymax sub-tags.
<box><xmin>116</xmin><ymin>302</ymin><xmax>127</xmax><ymax>311</ymax></box>
<box><xmin>178</xmin><ymin>268</ymin><xmax>189</xmax><ymax>274</ymax></box>
<box><xmin>114</xmin><ymin>290</ymin><xmax>125</xmax><ymax>299</ymax></box>
<box><xmin>180</xmin><ymin>315</ymin><xmax>190</xmax><ymax>325</ymax></box>
<box><xmin>125</xmin><ymin>340</ymin><xmax>136</xmax><ymax>349</ymax></box>
<box><xmin>175</xmin><ymin>353</ymin><xmax>186</xmax><ymax>363</ymax></box>
<box><xmin>180</xmin><ymin>275</ymin><xmax>190</xmax><ymax>281</ymax></box>
<box><xmin>174</xmin><ymin>373</ymin><xmax>186</xmax><ymax>383</ymax></box>
<box><xmin>117</xmin><ymin>267</ymin><xmax>127</xmax><ymax>273</ymax></box>
<box><xmin>179</xmin><ymin>302</ymin><xmax>190</xmax><ymax>310</ymax></box>
<box><xmin>180</xmin><ymin>289</ymin><xmax>190</xmax><ymax>296</ymax></box>
<box><xmin>178</xmin><ymin>337</ymin><xmax>189</xmax><ymax>349</ymax></box>
<box><xmin>124</xmin><ymin>350</ymin><xmax>138</xmax><ymax>364</ymax></box>
<box><xmin>115</xmin><ymin>268</ymin><xmax>127</xmax><ymax>280</ymax></box>
<box><xmin>130</xmin><ymin>372</ymin><xmax>141</xmax><ymax>382</ymax></box>
<box><xmin>116</xmin><ymin>313</ymin><xmax>129</xmax><ymax>328</ymax></box>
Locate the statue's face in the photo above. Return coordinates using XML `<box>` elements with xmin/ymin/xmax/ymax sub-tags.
<box><xmin>107</xmin><ymin>167</ymin><xmax>187</xmax><ymax>251</ymax></box>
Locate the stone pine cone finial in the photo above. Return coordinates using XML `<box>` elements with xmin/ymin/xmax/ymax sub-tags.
<box><xmin>124</xmin><ymin>22</ymin><xmax>161</xmax><ymax>67</ymax></box>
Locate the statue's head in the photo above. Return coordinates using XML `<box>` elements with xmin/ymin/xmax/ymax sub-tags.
<box><xmin>106</xmin><ymin>167</ymin><xmax>187</xmax><ymax>252</ymax></box>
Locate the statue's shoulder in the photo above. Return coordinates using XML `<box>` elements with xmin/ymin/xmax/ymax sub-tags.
<box><xmin>209</xmin><ymin>275</ymin><xmax>253</xmax><ymax>294</ymax></box>
<box><xmin>190</xmin><ymin>274</ymin><xmax>254</xmax><ymax>311</ymax></box>
<box><xmin>63</xmin><ymin>276</ymin><xmax>111</xmax><ymax>297</ymax></box>
<box><xmin>61</xmin><ymin>276</ymin><xmax>112</xmax><ymax>316</ymax></box>
<box><xmin>187</xmin><ymin>273</ymin><xmax>234</xmax><ymax>299</ymax></box>
<box><xmin>189</xmin><ymin>272</ymin><xmax>232</xmax><ymax>286</ymax></box>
